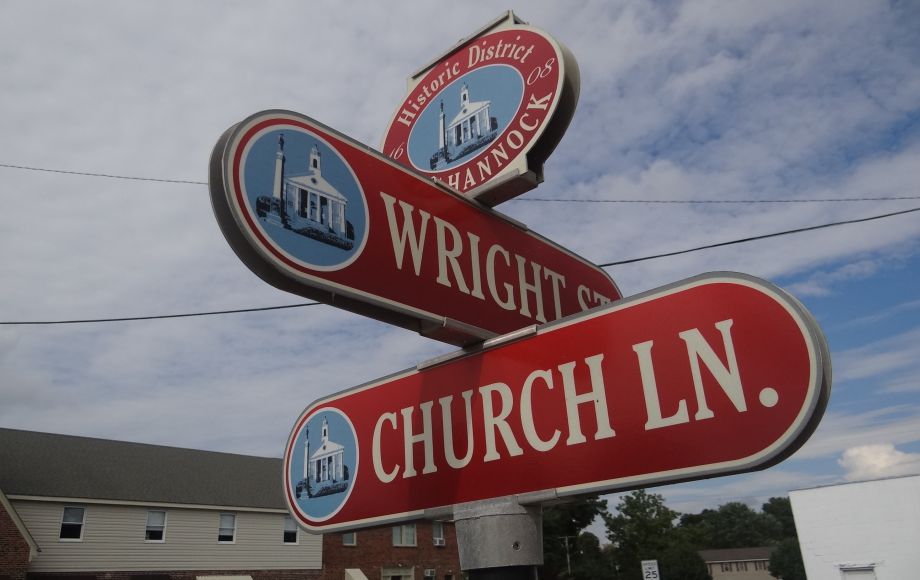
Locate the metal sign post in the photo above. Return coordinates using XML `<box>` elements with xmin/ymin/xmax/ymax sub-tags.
<box><xmin>455</xmin><ymin>498</ymin><xmax>543</xmax><ymax>579</ymax></box>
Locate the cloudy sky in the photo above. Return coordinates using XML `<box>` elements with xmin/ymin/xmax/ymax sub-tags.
<box><xmin>1</xmin><ymin>0</ymin><xmax>919</xmax><ymax>533</ymax></box>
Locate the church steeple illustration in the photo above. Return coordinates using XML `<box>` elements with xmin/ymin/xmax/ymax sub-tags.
<box><xmin>309</xmin><ymin>144</ymin><xmax>322</xmax><ymax>175</ymax></box>
<box><xmin>272</xmin><ymin>133</ymin><xmax>286</xmax><ymax>200</ymax></box>
<box><xmin>428</xmin><ymin>82</ymin><xmax>498</xmax><ymax>170</ymax></box>
<box><xmin>256</xmin><ymin>136</ymin><xmax>355</xmax><ymax>251</ymax></box>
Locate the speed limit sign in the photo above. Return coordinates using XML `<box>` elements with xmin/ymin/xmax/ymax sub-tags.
<box><xmin>641</xmin><ymin>560</ymin><xmax>660</xmax><ymax>579</ymax></box>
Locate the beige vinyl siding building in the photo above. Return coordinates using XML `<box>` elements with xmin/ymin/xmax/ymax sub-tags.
<box><xmin>699</xmin><ymin>547</ymin><xmax>777</xmax><ymax>580</ymax></box>
<box><xmin>10</xmin><ymin>500</ymin><xmax>320</xmax><ymax>573</ymax></box>
<box><xmin>0</xmin><ymin>428</ymin><xmax>322</xmax><ymax>579</ymax></box>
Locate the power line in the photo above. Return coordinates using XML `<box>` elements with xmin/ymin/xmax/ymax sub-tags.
<box><xmin>2</xmin><ymin>161</ymin><xmax>918</xmax><ymax>204</ymax></box>
<box><xmin>0</xmin><ymin>163</ymin><xmax>207</xmax><ymax>185</ymax></box>
<box><xmin>1</xmin><ymin>206</ymin><xmax>917</xmax><ymax>326</ymax></box>
<box><xmin>0</xmin><ymin>303</ymin><xmax>320</xmax><ymax>326</ymax></box>
<box><xmin>598</xmin><ymin>206</ymin><xmax>920</xmax><ymax>267</ymax></box>
<box><xmin>515</xmin><ymin>196</ymin><xmax>920</xmax><ymax>204</ymax></box>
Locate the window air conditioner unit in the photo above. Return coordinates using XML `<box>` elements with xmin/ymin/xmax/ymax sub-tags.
<box><xmin>424</xmin><ymin>569</ymin><xmax>436</xmax><ymax>578</ymax></box>
<box><xmin>433</xmin><ymin>537</ymin><xmax>446</xmax><ymax>546</ymax></box>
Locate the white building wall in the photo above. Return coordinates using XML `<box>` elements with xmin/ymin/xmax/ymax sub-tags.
<box><xmin>13</xmin><ymin>498</ymin><xmax>322</xmax><ymax>572</ymax></box>
<box><xmin>789</xmin><ymin>475</ymin><xmax>920</xmax><ymax>580</ymax></box>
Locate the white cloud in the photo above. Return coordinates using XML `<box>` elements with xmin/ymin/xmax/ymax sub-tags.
<box><xmin>795</xmin><ymin>406</ymin><xmax>920</xmax><ymax>460</ymax></box>
<box><xmin>838</xmin><ymin>443</ymin><xmax>920</xmax><ymax>481</ymax></box>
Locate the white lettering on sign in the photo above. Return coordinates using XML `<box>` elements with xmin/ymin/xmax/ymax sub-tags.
<box><xmin>396</xmin><ymin>62</ymin><xmax>463</xmax><ymax>127</ymax></box>
<box><xmin>439</xmin><ymin>390</ymin><xmax>475</xmax><ymax>468</ymax></box>
<box><xmin>637</xmin><ymin>319</ymin><xmax>747</xmax><ymax>430</ymax></box>
<box><xmin>370</xmin><ymin>319</ymin><xmax>752</xmax><ymax>483</ymax></box>
<box><xmin>468</xmin><ymin>37</ymin><xmax>536</xmax><ymax>67</ymax></box>
<box><xmin>560</xmin><ymin>354</ymin><xmax>616</xmax><ymax>445</ymax></box>
<box><xmin>379</xmin><ymin>194</ymin><xmax>429</xmax><ymax>277</ymax></box>
<box><xmin>372</xmin><ymin>412</ymin><xmax>399</xmax><ymax>483</ymax></box>
<box><xmin>379</xmin><ymin>191</ymin><xmax>608</xmax><ymax>324</ymax></box>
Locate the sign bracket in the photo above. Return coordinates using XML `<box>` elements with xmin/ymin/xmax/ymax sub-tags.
<box><xmin>465</xmin><ymin>168</ymin><xmax>541</xmax><ymax>208</ymax></box>
<box><xmin>419</xmin><ymin>317</ymin><xmax>496</xmax><ymax>347</ymax></box>
<box><xmin>416</xmin><ymin>324</ymin><xmax>537</xmax><ymax>371</ymax></box>
<box><xmin>454</xmin><ymin>497</ymin><xmax>543</xmax><ymax>578</ymax></box>
<box><xmin>407</xmin><ymin>11</ymin><xmax>528</xmax><ymax>83</ymax></box>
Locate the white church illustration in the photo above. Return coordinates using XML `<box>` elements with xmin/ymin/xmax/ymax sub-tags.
<box><xmin>256</xmin><ymin>135</ymin><xmax>355</xmax><ymax>250</ymax></box>
<box><xmin>300</xmin><ymin>416</ymin><xmax>350</xmax><ymax>498</ymax></box>
<box><xmin>430</xmin><ymin>83</ymin><xmax>499</xmax><ymax>169</ymax></box>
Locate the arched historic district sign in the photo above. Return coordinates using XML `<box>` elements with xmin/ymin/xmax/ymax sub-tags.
<box><xmin>381</xmin><ymin>11</ymin><xmax>579</xmax><ymax>206</ymax></box>
<box><xmin>283</xmin><ymin>273</ymin><xmax>831</xmax><ymax>532</ymax></box>
<box><xmin>209</xmin><ymin>110</ymin><xmax>621</xmax><ymax>346</ymax></box>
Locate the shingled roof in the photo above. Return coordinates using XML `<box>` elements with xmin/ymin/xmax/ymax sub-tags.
<box><xmin>0</xmin><ymin>428</ymin><xmax>284</xmax><ymax>510</ymax></box>
<box><xmin>698</xmin><ymin>546</ymin><xmax>776</xmax><ymax>562</ymax></box>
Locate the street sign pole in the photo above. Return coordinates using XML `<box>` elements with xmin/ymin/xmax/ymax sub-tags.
<box><xmin>455</xmin><ymin>498</ymin><xmax>542</xmax><ymax>579</ymax></box>
<box><xmin>377</xmin><ymin>12</ymin><xmax>586</xmax><ymax>573</ymax></box>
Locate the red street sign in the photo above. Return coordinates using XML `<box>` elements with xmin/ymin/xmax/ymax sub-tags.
<box><xmin>381</xmin><ymin>11</ymin><xmax>579</xmax><ymax>206</ymax></box>
<box><xmin>282</xmin><ymin>273</ymin><xmax>831</xmax><ymax>532</ymax></box>
<box><xmin>209</xmin><ymin>110</ymin><xmax>620</xmax><ymax>346</ymax></box>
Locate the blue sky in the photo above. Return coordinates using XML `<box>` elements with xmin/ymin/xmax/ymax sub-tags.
<box><xmin>1</xmin><ymin>0</ymin><xmax>919</xmax><ymax>538</ymax></box>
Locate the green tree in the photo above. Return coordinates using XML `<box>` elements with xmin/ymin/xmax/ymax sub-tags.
<box><xmin>571</xmin><ymin>532</ymin><xmax>614</xmax><ymax>580</ymax></box>
<box><xmin>678</xmin><ymin>502</ymin><xmax>782</xmax><ymax>548</ymax></box>
<box><xmin>604</xmin><ymin>490</ymin><xmax>709</xmax><ymax>580</ymax></box>
<box><xmin>659</xmin><ymin>533</ymin><xmax>711</xmax><ymax>580</ymax></box>
<box><xmin>762</xmin><ymin>496</ymin><xmax>797</xmax><ymax>539</ymax></box>
<box><xmin>542</xmin><ymin>496</ymin><xmax>609</xmax><ymax>579</ymax></box>
<box><xmin>769</xmin><ymin>537</ymin><xmax>806</xmax><ymax>580</ymax></box>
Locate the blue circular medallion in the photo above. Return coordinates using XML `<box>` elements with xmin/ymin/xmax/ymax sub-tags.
<box><xmin>242</xmin><ymin>128</ymin><xmax>368</xmax><ymax>271</ymax></box>
<box><xmin>287</xmin><ymin>407</ymin><xmax>359</xmax><ymax>522</ymax></box>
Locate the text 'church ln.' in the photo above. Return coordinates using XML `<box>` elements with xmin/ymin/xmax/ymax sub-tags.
<box><xmin>283</xmin><ymin>273</ymin><xmax>831</xmax><ymax>532</ymax></box>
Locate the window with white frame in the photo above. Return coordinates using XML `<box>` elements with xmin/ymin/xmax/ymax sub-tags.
<box><xmin>432</xmin><ymin>521</ymin><xmax>445</xmax><ymax>545</ymax></box>
<box><xmin>59</xmin><ymin>506</ymin><xmax>85</xmax><ymax>541</ymax></box>
<box><xmin>392</xmin><ymin>523</ymin><xmax>416</xmax><ymax>546</ymax></box>
<box><xmin>841</xmin><ymin>567</ymin><xmax>877</xmax><ymax>579</ymax></box>
<box><xmin>342</xmin><ymin>531</ymin><xmax>356</xmax><ymax>546</ymax></box>
<box><xmin>283</xmin><ymin>515</ymin><xmax>298</xmax><ymax>544</ymax></box>
<box><xmin>218</xmin><ymin>513</ymin><xmax>236</xmax><ymax>543</ymax></box>
<box><xmin>145</xmin><ymin>510</ymin><xmax>166</xmax><ymax>542</ymax></box>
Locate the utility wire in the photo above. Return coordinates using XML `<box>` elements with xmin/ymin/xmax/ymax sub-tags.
<box><xmin>0</xmin><ymin>163</ymin><xmax>207</xmax><ymax>185</ymax></box>
<box><xmin>598</xmin><ymin>206</ymin><xmax>920</xmax><ymax>267</ymax></box>
<box><xmin>1</xmin><ymin>206</ymin><xmax>917</xmax><ymax>326</ymax></box>
<box><xmin>0</xmin><ymin>303</ymin><xmax>320</xmax><ymax>326</ymax></box>
<box><xmin>516</xmin><ymin>195</ymin><xmax>920</xmax><ymax>204</ymax></box>
<box><xmin>2</xmin><ymin>162</ymin><xmax>918</xmax><ymax>204</ymax></box>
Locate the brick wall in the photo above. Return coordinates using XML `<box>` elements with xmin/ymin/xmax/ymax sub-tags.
<box><xmin>0</xmin><ymin>499</ymin><xmax>31</xmax><ymax>580</ymax></box>
<box><xmin>323</xmin><ymin>521</ymin><xmax>461</xmax><ymax>580</ymax></box>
